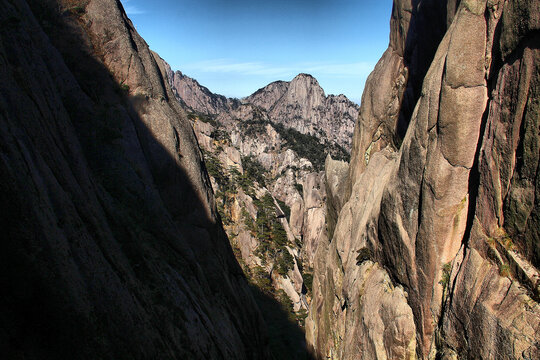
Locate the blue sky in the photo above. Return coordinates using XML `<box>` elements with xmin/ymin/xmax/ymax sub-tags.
<box><xmin>120</xmin><ymin>0</ymin><xmax>392</xmax><ymax>103</ymax></box>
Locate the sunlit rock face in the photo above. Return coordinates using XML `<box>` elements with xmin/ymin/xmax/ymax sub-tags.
<box><xmin>246</xmin><ymin>73</ymin><xmax>358</xmax><ymax>152</ymax></box>
<box><xmin>162</xmin><ymin>53</ymin><xmax>360</xmax><ymax>325</ymax></box>
<box><xmin>169</xmin><ymin>68</ymin><xmax>359</xmax><ymax>153</ymax></box>
<box><xmin>0</xmin><ymin>0</ymin><xmax>270</xmax><ymax>358</ymax></box>
<box><xmin>307</xmin><ymin>0</ymin><xmax>540</xmax><ymax>359</ymax></box>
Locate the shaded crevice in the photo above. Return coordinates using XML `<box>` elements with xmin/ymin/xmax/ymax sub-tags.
<box><xmin>396</xmin><ymin>0</ymin><xmax>448</xmax><ymax>143</ymax></box>
<box><xmin>0</xmin><ymin>1</ymin><xmax>278</xmax><ymax>358</ymax></box>
<box><xmin>461</xmin><ymin>95</ymin><xmax>490</xmax><ymax>251</ymax></box>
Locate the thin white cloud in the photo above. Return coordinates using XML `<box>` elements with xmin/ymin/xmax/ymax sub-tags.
<box><xmin>121</xmin><ymin>0</ymin><xmax>145</xmax><ymax>15</ymax></box>
<box><xmin>181</xmin><ymin>59</ymin><xmax>295</xmax><ymax>77</ymax></box>
<box><xmin>303</xmin><ymin>62</ymin><xmax>374</xmax><ymax>76</ymax></box>
<box><xmin>180</xmin><ymin>59</ymin><xmax>374</xmax><ymax>78</ymax></box>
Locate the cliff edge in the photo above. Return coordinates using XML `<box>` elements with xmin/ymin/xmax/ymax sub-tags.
<box><xmin>0</xmin><ymin>0</ymin><xmax>269</xmax><ymax>358</ymax></box>
<box><xmin>307</xmin><ymin>0</ymin><xmax>540</xmax><ymax>358</ymax></box>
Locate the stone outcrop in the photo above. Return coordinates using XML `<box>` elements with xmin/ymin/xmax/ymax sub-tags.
<box><xmin>439</xmin><ymin>1</ymin><xmax>540</xmax><ymax>357</ymax></box>
<box><xmin>165</xmin><ymin>66</ymin><xmax>239</xmax><ymax>115</ymax></box>
<box><xmin>307</xmin><ymin>0</ymin><xmax>540</xmax><ymax>359</ymax></box>
<box><xmin>324</xmin><ymin>155</ymin><xmax>349</xmax><ymax>239</ymax></box>
<box><xmin>0</xmin><ymin>0</ymin><xmax>269</xmax><ymax>358</ymax></box>
<box><xmin>247</xmin><ymin>74</ymin><xmax>359</xmax><ymax>151</ymax></box>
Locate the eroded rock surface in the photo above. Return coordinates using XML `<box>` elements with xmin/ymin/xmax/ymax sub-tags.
<box><xmin>0</xmin><ymin>0</ymin><xmax>269</xmax><ymax>358</ymax></box>
<box><xmin>246</xmin><ymin>74</ymin><xmax>358</xmax><ymax>151</ymax></box>
<box><xmin>308</xmin><ymin>0</ymin><xmax>540</xmax><ymax>359</ymax></box>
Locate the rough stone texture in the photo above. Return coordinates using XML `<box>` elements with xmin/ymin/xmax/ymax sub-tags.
<box><xmin>0</xmin><ymin>0</ymin><xmax>269</xmax><ymax>359</ymax></box>
<box><xmin>499</xmin><ymin>0</ymin><xmax>540</xmax><ymax>60</ymax></box>
<box><xmin>348</xmin><ymin>0</ymin><xmax>448</xmax><ymax>186</ymax></box>
<box><xmin>308</xmin><ymin>0</ymin><xmax>540</xmax><ymax>359</ymax></box>
<box><xmin>306</xmin><ymin>149</ymin><xmax>418</xmax><ymax>360</ymax></box>
<box><xmin>324</xmin><ymin>155</ymin><xmax>349</xmax><ymax>240</ymax></box>
<box><xmin>246</xmin><ymin>73</ymin><xmax>359</xmax><ymax>151</ymax></box>
<box><xmin>438</xmin><ymin>2</ymin><xmax>540</xmax><ymax>357</ymax></box>
<box><xmin>301</xmin><ymin>172</ymin><xmax>327</xmax><ymax>267</ymax></box>
<box><xmin>440</xmin><ymin>245</ymin><xmax>540</xmax><ymax>359</ymax></box>
<box><xmin>166</xmin><ymin>66</ymin><xmax>239</xmax><ymax>115</ymax></box>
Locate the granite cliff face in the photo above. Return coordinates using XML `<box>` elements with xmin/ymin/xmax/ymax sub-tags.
<box><xmin>0</xmin><ymin>0</ymin><xmax>269</xmax><ymax>358</ymax></box>
<box><xmin>246</xmin><ymin>74</ymin><xmax>358</xmax><ymax>151</ymax></box>
<box><xmin>167</xmin><ymin>69</ymin><xmax>239</xmax><ymax>116</ymax></box>
<box><xmin>307</xmin><ymin>0</ymin><xmax>540</xmax><ymax>359</ymax></box>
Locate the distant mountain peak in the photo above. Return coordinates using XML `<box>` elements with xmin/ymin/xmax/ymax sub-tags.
<box><xmin>293</xmin><ymin>73</ymin><xmax>316</xmax><ymax>79</ymax></box>
<box><xmin>245</xmin><ymin>74</ymin><xmax>358</xmax><ymax>150</ymax></box>
<box><xmin>163</xmin><ymin>64</ymin><xmax>359</xmax><ymax>151</ymax></box>
<box><xmin>291</xmin><ymin>73</ymin><xmax>321</xmax><ymax>87</ymax></box>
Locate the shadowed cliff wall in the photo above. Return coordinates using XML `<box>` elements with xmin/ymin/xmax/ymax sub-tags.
<box><xmin>0</xmin><ymin>0</ymin><xmax>274</xmax><ymax>358</ymax></box>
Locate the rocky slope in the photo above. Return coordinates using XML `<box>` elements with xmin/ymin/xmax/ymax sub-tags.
<box><xmin>0</xmin><ymin>0</ymin><xmax>270</xmax><ymax>358</ymax></box>
<box><xmin>161</xmin><ymin>59</ymin><xmax>361</xmax><ymax>357</ymax></box>
<box><xmin>167</xmin><ymin>69</ymin><xmax>239</xmax><ymax>115</ymax></box>
<box><xmin>307</xmin><ymin>0</ymin><xmax>540</xmax><ymax>359</ymax></box>
<box><xmin>169</xmin><ymin>69</ymin><xmax>359</xmax><ymax>152</ymax></box>
<box><xmin>246</xmin><ymin>74</ymin><xmax>358</xmax><ymax>151</ymax></box>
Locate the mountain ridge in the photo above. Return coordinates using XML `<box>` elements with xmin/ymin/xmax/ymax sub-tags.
<box><xmin>165</xmin><ymin>66</ymin><xmax>359</xmax><ymax>152</ymax></box>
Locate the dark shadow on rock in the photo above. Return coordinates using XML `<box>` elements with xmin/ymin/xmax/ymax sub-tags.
<box><xmin>0</xmin><ymin>0</ymin><xmax>307</xmax><ymax>358</ymax></box>
<box><xmin>248</xmin><ymin>284</ymin><xmax>313</xmax><ymax>360</ymax></box>
<box><xmin>395</xmin><ymin>0</ymin><xmax>449</xmax><ymax>142</ymax></box>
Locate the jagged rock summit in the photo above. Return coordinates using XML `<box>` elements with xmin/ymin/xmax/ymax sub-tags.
<box><xmin>167</xmin><ymin>69</ymin><xmax>359</xmax><ymax>152</ymax></box>
<box><xmin>247</xmin><ymin>73</ymin><xmax>358</xmax><ymax>151</ymax></box>
<box><xmin>168</xmin><ymin>69</ymin><xmax>238</xmax><ymax>115</ymax></box>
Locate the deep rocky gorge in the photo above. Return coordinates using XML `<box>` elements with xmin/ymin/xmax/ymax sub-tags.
<box><xmin>163</xmin><ymin>59</ymin><xmax>359</xmax><ymax>357</ymax></box>
<box><xmin>1</xmin><ymin>0</ymin><xmax>538</xmax><ymax>359</ymax></box>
